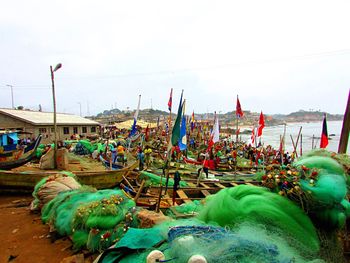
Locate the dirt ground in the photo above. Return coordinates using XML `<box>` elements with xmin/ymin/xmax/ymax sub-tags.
<box><xmin>0</xmin><ymin>194</ymin><xmax>99</xmax><ymax>263</ymax></box>
<box><xmin>0</xmin><ymin>153</ymin><xmax>104</xmax><ymax>263</ymax></box>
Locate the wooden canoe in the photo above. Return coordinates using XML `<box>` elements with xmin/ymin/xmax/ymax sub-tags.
<box><xmin>0</xmin><ymin>134</ymin><xmax>42</xmax><ymax>170</ymax></box>
<box><xmin>0</xmin><ymin>161</ymin><xmax>138</xmax><ymax>193</ymax></box>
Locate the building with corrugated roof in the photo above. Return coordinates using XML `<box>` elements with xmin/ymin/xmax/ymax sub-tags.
<box><xmin>0</xmin><ymin>108</ymin><xmax>100</xmax><ymax>143</ymax></box>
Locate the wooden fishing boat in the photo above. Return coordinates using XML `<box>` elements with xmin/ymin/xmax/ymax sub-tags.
<box><xmin>0</xmin><ymin>131</ymin><xmax>42</xmax><ymax>170</ymax></box>
<box><xmin>99</xmin><ymin>155</ymin><xmax>125</xmax><ymax>170</ymax></box>
<box><xmin>119</xmin><ymin>169</ymin><xmax>259</xmax><ymax>210</ymax></box>
<box><xmin>0</xmin><ymin>161</ymin><xmax>138</xmax><ymax>193</ymax></box>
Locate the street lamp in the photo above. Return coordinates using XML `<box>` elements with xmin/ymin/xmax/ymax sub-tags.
<box><xmin>6</xmin><ymin>85</ymin><xmax>14</xmax><ymax>109</ymax></box>
<box><xmin>50</xmin><ymin>63</ymin><xmax>62</xmax><ymax>169</ymax></box>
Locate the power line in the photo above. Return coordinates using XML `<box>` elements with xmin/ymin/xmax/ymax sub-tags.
<box><xmin>60</xmin><ymin>48</ymin><xmax>350</xmax><ymax>79</ymax></box>
<box><xmin>1</xmin><ymin>49</ymin><xmax>350</xmax><ymax>84</ymax></box>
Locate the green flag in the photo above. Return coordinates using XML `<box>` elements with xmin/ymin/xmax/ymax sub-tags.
<box><xmin>171</xmin><ymin>90</ymin><xmax>184</xmax><ymax>146</ymax></box>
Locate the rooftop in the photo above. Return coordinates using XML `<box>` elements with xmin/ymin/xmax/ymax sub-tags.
<box><xmin>0</xmin><ymin>108</ymin><xmax>100</xmax><ymax>126</ymax></box>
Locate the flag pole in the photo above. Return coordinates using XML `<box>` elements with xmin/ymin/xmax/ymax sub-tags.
<box><xmin>157</xmin><ymin>89</ymin><xmax>183</xmax><ymax>212</ymax></box>
<box><xmin>236</xmin><ymin>114</ymin><xmax>239</xmax><ymax>143</ymax></box>
<box><xmin>168</xmin><ymin>107</ymin><xmax>172</xmax><ymax>143</ymax></box>
<box><xmin>167</xmin><ymin>88</ymin><xmax>173</xmax><ymax>143</ymax></box>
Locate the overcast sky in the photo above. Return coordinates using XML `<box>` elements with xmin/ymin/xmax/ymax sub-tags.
<box><xmin>1</xmin><ymin>0</ymin><xmax>349</xmax><ymax>116</ymax></box>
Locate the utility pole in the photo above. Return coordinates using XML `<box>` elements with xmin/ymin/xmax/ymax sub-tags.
<box><xmin>50</xmin><ymin>63</ymin><xmax>62</xmax><ymax>169</ymax></box>
<box><xmin>6</xmin><ymin>85</ymin><xmax>14</xmax><ymax>108</ymax></box>
<box><xmin>78</xmin><ymin>102</ymin><xmax>82</xmax><ymax>116</ymax></box>
<box><xmin>87</xmin><ymin>101</ymin><xmax>90</xmax><ymax>116</ymax></box>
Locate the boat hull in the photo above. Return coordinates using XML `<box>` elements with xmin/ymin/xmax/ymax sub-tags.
<box><xmin>0</xmin><ymin>162</ymin><xmax>138</xmax><ymax>193</ymax></box>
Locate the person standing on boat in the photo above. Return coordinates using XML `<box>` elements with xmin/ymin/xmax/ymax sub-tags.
<box><xmin>111</xmin><ymin>143</ymin><xmax>117</xmax><ymax>163</ymax></box>
<box><xmin>137</xmin><ymin>148</ymin><xmax>145</xmax><ymax>171</ymax></box>
<box><xmin>202</xmin><ymin>152</ymin><xmax>210</xmax><ymax>178</ymax></box>
<box><xmin>116</xmin><ymin>142</ymin><xmax>126</xmax><ymax>166</ymax></box>
<box><xmin>144</xmin><ymin>145</ymin><xmax>152</xmax><ymax>169</ymax></box>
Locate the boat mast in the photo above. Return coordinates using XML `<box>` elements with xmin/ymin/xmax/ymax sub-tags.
<box><xmin>338</xmin><ymin>89</ymin><xmax>350</xmax><ymax>153</ymax></box>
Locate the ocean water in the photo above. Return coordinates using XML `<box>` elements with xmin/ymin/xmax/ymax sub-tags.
<box><xmin>239</xmin><ymin>121</ymin><xmax>349</xmax><ymax>154</ymax></box>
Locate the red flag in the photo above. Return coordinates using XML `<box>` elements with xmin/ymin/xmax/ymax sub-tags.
<box><xmin>251</xmin><ymin>127</ymin><xmax>255</xmax><ymax>144</ymax></box>
<box><xmin>257</xmin><ymin>111</ymin><xmax>265</xmax><ymax>137</ymax></box>
<box><xmin>168</xmin><ymin>88</ymin><xmax>173</xmax><ymax>112</ymax></box>
<box><xmin>320</xmin><ymin>114</ymin><xmax>329</xmax><ymax>148</ymax></box>
<box><xmin>236</xmin><ymin>96</ymin><xmax>244</xmax><ymax>118</ymax></box>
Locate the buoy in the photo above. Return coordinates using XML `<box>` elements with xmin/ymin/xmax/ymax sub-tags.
<box><xmin>146</xmin><ymin>250</ymin><xmax>165</xmax><ymax>263</ymax></box>
<box><xmin>188</xmin><ymin>255</ymin><xmax>207</xmax><ymax>263</ymax></box>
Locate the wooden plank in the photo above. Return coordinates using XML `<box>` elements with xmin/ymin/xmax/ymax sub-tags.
<box><xmin>200</xmin><ymin>183</ymin><xmax>210</xmax><ymax>188</ymax></box>
<box><xmin>186</xmin><ymin>182</ymin><xmax>197</xmax><ymax>187</ymax></box>
<box><xmin>133</xmin><ymin>179</ymin><xmax>145</xmax><ymax>202</ymax></box>
<box><xmin>177</xmin><ymin>190</ymin><xmax>193</xmax><ymax>203</ymax></box>
<box><xmin>214</xmin><ymin>183</ymin><xmax>226</xmax><ymax>189</ymax></box>
<box><xmin>201</xmin><ymin>190</ymin><xmax>211</xmax><ymax>197</ymax></box>
<box><xmin>230</xmin><ymin>182</ymin><xmax>239</xmax><ymax>187</ymax></box>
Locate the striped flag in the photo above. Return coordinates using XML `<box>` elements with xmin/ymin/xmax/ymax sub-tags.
<box><xmin>251</xmin><ymin>126</ymin><xmax>255</xmax><ymax>145</ymax></box>
<box><xmin>207</xmin><ymin>112</ymin><xmax>220</xmax><ymax>151</ymax></box>
<box><xmin>168</xmin><ymin>88</ymin><xmax>173</xmax><ymax>112</ymax></box>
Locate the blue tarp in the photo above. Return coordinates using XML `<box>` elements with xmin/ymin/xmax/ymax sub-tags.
<box><xmin>0</xmin><ymin>132</ymin><xmax>19</xmax><ymax>147</ymax></box>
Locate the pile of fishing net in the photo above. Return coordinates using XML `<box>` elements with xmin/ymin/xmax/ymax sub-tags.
<box><xmin>236</xmin><ymin>156</ymin><xmax>255</xmax><ymax>168</ymax></box>
<box><xmin>30</xmin><ymin>171</ymin><xmax>81</xmax><ymax>211</ymax></box>
<box><xmin>74</xmin><ymin>140</ymin><xmax>94</xmax><ymax>155</ymax></box>
<box><xmin>301</xmin><ymin>149</ymin><xmax>350</xmax><ymax>185</ymax></box>
<box><xmin>166</xmin><ymin>200</ymin><xmax>204</xmax><ymax>218</ymax></box>
<box><xmin>140</xmin><ymin>171</ymin><xmax>188</xmax><ymax>188</ymax></box>
<box><xmin>41</xmin><ymin>188</ymin><xmax>137</xmax><ymax>252</ymax></box>
<box><xmin>98</xmin><ymin>185</ymin><xmax>326</xmax><ymax>262</ymax></box>
<box><xmin>254</xmin><ymin>150</ymin><xmax>349</xmax><ymax>261</ymax></box>
<box><xmin>257</xmin><ymin>150</ymin><xmax>349</xmax><ymax>230</ymax></box>
<box><xmin>293</xmin><ymin>153</ymin><xmax>350</xmax><ymax>229</ymax></box>
<box><xmin>35</xmin><ymin>143</ymin><xmax>48</xmax><ymax>158</ymax></box>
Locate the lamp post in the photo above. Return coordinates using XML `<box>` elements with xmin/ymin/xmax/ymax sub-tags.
<box><xmin>6</xmin><ymin>85</ymin><xmax>14</xmax><ymax>108</ymax></box>
<box><xmin>50</xmin><ymin>63</ymin><xmax>62</xmax><ymax>169</ymax></box>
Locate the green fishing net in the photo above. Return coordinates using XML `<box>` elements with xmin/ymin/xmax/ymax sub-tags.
<box><xmin>257</xmin><ymin>150</ymin><xmax>349</xmax><ymax>230</ymax></box>
<box><xmin>293</xmin><ymin>154</ymin><xmax>350</xmax><ymax>229</ymax></box>
<box><xmin>140</xmin><ymin>171</ymin><xmax>188</xmax><ymax>187</ymax></box>
<box><xmin>41</xmin><ymin>188</ymin><xmax>137</xmax><ymax>252</ymax></box>
<box><xmin>197</xmin><ymin>185</ymin><xmax>320</xmax><ymax>254</ymax></box>
<box><xmin>299</xmin><ymin>149</ymin><xmax>350</xmax><ymax>187</ymax></box>
<box><xmin>166</xmin><ymin>200</ymin><xmax>204</xmax><ymax>218</ymax></box>
<box><xmin>97</xmin><ymin>176</ymin><xmax>348</xmax><ymax>262</ymax></box>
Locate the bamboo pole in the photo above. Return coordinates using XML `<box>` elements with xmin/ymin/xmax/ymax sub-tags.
<box><xmin>156</xmin><ymin>164</ymin><xmax>167</xmax><ymax>212</ymax></box>
<box><xmin>133</xmin><ymin>179</ymin><xmax>145</xmax><ymax>203</ymax></box>
<box><xmin>290</xmin><ymin>126</ymin><xmax>302</xmax><ymax>158</ymax></box>
<box><xmin>236</xmin><ymin>115</ymin><xmax>239</xmax><ymax>143</ymax></box>
<box><xmin>290</xmin><ymin>135</ymin><xmax>297</xmax><ymax>156</ymax></box>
